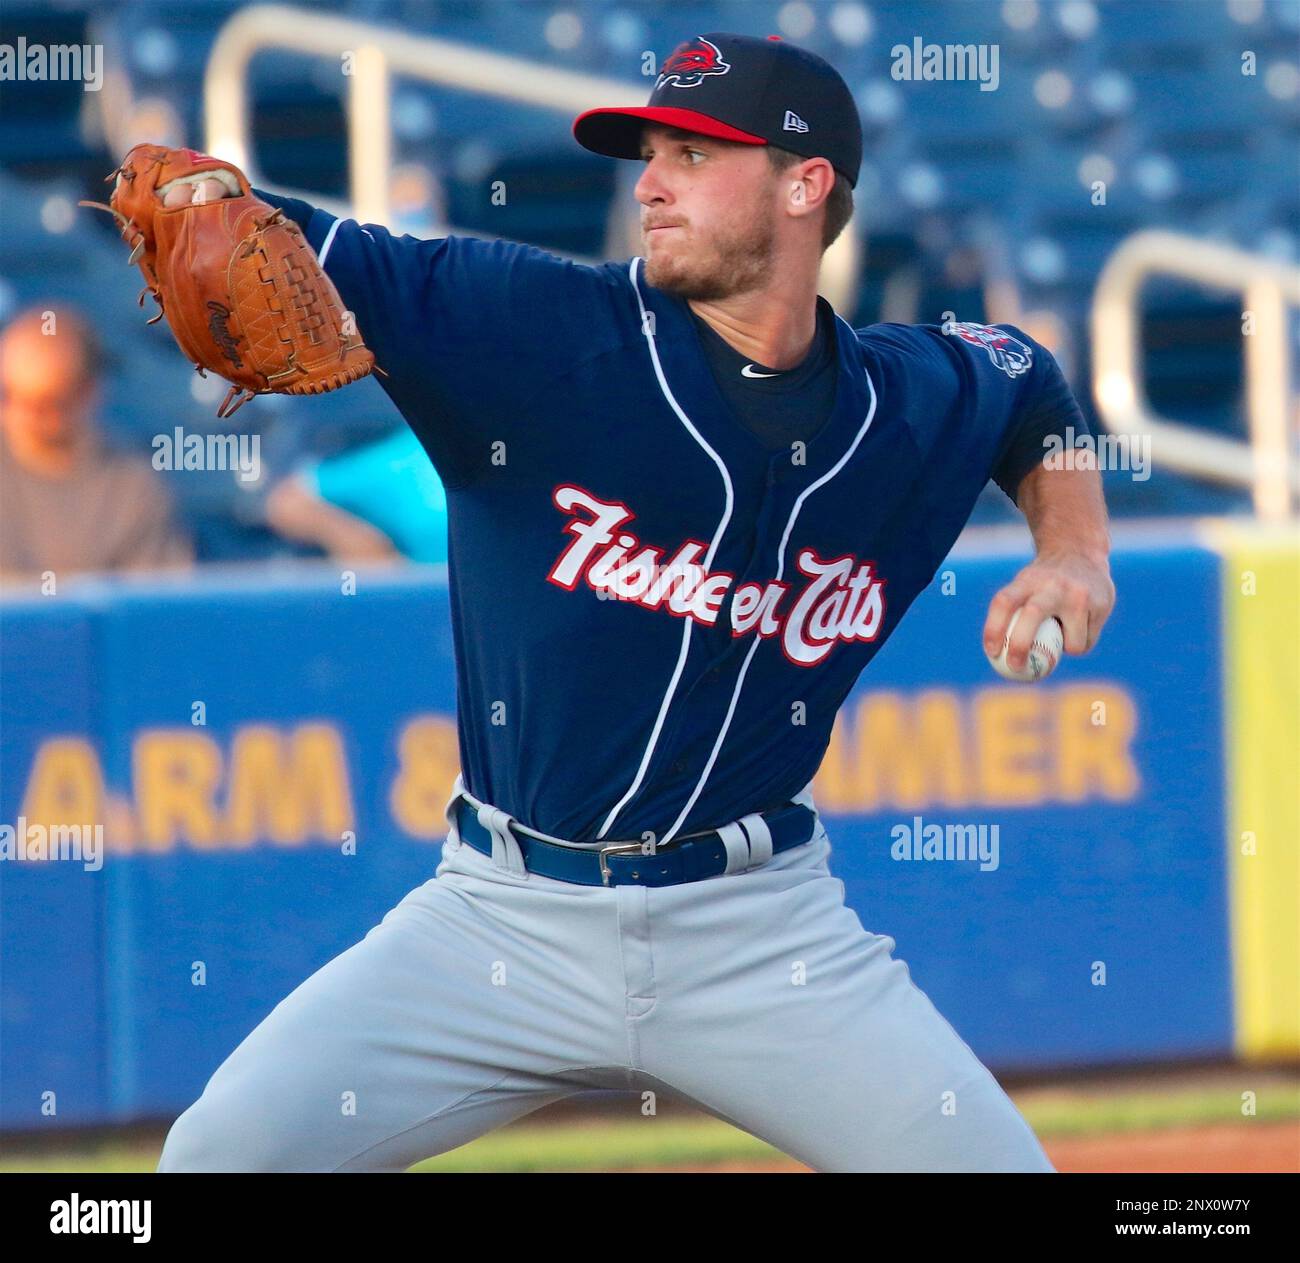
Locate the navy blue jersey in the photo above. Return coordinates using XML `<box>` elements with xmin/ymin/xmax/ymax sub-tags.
<box><xmin>292</xmin><ymin>206</ymin><xmax>1087</xmax><ymax>844</ymax></box>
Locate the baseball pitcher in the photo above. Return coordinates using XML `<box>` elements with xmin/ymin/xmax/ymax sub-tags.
<box><xmin>109</xmin><ymin>31</ymin><xmax>1114</xmax><ymax>1172</ymax></box>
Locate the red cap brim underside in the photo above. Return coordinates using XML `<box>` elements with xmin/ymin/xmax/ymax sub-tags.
<box><xmin>572</xmin><ymin>106</ymin><xmax>767</xmax><ymax>159</ymax></box>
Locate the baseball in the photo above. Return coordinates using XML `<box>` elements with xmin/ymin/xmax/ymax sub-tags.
<box><xmin>987</xmin><ymin>609</ymin><xmax>1064</xmax><ymax>682</ymax></box>
<box><xmin>159</xmin><ymin>172</ymin><xmax>237</xmax><ymax>207</ymax></box>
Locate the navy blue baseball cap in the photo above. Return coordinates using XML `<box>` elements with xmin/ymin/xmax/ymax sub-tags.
<box><xmin>573</xmin><ymin>32</ymin><xmax>862</xmax><ymax>189</ymax></box>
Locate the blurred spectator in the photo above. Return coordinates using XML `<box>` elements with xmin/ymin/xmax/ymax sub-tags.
<box><xmin>264</xmin><ymin>426</ymin><xmax>448</xmax><ymax>564</ymax></box>
<box><xmin>0</xmin><ymin>305</ymin><xmax>193</xmax><ymax>584</ymax></box>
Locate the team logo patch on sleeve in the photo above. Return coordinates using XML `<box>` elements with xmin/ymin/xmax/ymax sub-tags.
<box><xmin>948</xmin><ymin>322</ymin><xmax>1034</xmax><ymax>378</ymax></box>
<box><xmin>657</xmin><ymin>36</ymin><xmax>731</xmax><ymax>88</ymax></box>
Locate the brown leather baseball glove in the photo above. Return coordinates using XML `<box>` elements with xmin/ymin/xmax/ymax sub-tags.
<box><xmin>84</xmin><ymin>144</ymin><xmax>374</xmax><ymax>418</ymax></box>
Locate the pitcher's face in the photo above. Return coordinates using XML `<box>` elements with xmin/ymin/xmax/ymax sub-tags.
<box><xmin>635</xmin><ymin>125</ymin><xmax>780</xmax><ymax>301</ymax></box>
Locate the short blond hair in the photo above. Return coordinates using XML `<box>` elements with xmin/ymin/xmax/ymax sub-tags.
<box><xmin>765</xmin><ymin>145</ymin><xmax>854</xmax><ymax>251</ymax></box>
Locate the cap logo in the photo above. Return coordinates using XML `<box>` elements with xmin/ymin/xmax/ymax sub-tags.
<box><xmin>782</xmin><ymin>110</ymin><xmax>809</xmax><ymax>133</ymax></box>
<box><xmin>657</xmin><ymin>36</ymin><xmax>731</xmax><ymax>89</ymax></box>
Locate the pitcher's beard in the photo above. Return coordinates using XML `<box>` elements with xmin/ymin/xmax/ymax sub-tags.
<box><xmin>643</xmin><ymin>214</ymin><xmax>776</xmax><ymax>301</ymax></box>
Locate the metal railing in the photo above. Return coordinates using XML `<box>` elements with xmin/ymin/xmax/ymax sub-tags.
<box><xmin>204</xmin><ymin>6</ymin><xmax>1298</xmax><ymax>516</ymax></box>
<box><xmin>1091</xmin><ymin>230</ymin><xmax>1300</xmax><ymax>519</ymax></box>
<box><xmin>201</xmin><ymin>4</ymin><xmax>859</xmax><ymax>306</ymax></box>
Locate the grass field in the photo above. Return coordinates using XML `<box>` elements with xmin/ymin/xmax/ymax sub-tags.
<box><xmin>2</xmin><ymin>1066</ymin><xmax>1297</xmax><ymax>1173</ymax></box>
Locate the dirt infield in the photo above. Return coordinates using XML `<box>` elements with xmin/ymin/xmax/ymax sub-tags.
<box><xmin>623</xmin><ymin>1121</ymin><xmax>1300</xmax><ymax>1173</ymax></box>
<box><xmin>1045</xmin><ymin>1120</ymin><xmax>1300</xmax><ymax>1173</ymax></box>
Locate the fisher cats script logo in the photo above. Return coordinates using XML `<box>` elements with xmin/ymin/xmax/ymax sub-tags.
<box><xmin>546</xmin><ymin>485</ymin><xmax>887</xmax><ymax>668</ymax></box>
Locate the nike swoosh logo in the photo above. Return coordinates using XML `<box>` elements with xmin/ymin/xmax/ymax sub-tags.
<box><xmin>741</xmin><ymin>364</ymin><xmax>781</xmax><ymax>378</ymax></box>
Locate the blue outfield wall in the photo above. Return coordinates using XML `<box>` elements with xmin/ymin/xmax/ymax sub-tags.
<box><xmin>824</xmin><ymin>539</ymin><xmax>1228</xmax><ymax>1070</ymax></box>
<box><xmin>0</xmin><ymin>540</ymin><xmax>1230</xmax><ymax>1130</ymax></box>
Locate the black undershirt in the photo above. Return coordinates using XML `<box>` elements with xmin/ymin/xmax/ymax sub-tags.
<box><xmin>688</xmin><ymin>296</ymin><xmax>839</xmax><ymax>452</ymax></box>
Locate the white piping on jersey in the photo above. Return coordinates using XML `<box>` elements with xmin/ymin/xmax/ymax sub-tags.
<box><xmin>317</xmin><ymin>216</ymin><xmax>343</xmax><ymax>266</ymax></box>
<box><xmin>656</xmin><ymin>313</ymin><xmax>880</xmax><ymax>847</ymax></box>
<box><xmin>595</xmin><ymin>257</ymin><xmax>737</xmax><ymax>841</ymax></box>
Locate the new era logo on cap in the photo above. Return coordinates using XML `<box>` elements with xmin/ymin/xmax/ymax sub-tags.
<box><xmin>783</xmin><ymin>110</ymin><xmax>809</xmax><ymax>133</ymax></box>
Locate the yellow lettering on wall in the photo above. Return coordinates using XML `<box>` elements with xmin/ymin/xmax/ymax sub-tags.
<box><xmin>817</xmin><ymin>683</ymin><xmax>1138</xmax><ymax>814</ymax></box>
<box><xmin>910</xmin><ymin>690</ymin><xmax>969</xmax><ymax>806</ymax></box>
<box><xmin>820</xmin><ymin>692</ymin><xmax>905</xmax><ymax>809</ymax></box>
<box><xmin>389</xmin><ymin>717</ymin><xmax>460</xmax><ymax>838</ymax></box>
<box><xmin>816</xmin><ymin>690</ymin><xmax>968</xmax><ymax>812</ymax></box>
<box><xmin>816</xmin><ymin>693</ymin><xmax>894</xmax><ymax>811</ymax></box>
<box><xmin>223</xmin><ymin>723</ymin><xmax>354</xmax><ymax>845</ymax></box>
<box><xmin>973</xmin><ymin>688</ymin><xmax>1049</xmax><ymax>805</ymax></box>
<box><xmin>134</xmin><ymin>731</ymin><xmax>222</xmax><ymax>850</ymax></box>
<box><xmin>20</xmin><ymin>739</ymin><xmax>106</xmax><ymax>830</ymax></box>
<box><xmin>1055</xmin><ymin>685</ymin><xmax>1140</xmax><ymax>801</ymax></box>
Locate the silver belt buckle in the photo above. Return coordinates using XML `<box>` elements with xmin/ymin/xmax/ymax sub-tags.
<box><xmin>598</xmin><ymin>841</ymin><xmax>645</xmax><ymax>886</ymax></box>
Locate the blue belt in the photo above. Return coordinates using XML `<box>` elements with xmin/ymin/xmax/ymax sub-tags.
<box><xmin>451</xmin><ymin>795</ymin><xmax>817</xmax><ymax>888</ymax></box>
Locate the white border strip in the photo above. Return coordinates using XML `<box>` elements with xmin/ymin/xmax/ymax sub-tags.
<box><xmin>316</xmin><ymin>215</ymin><xmax>343</xmax><ymax>265</ymax></box>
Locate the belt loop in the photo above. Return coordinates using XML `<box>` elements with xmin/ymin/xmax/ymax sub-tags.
<box><xmin>715</xmin><ymin>821</ymin><xmax>752</xmax><ymax>874</ymax></box>
<box><xmin>442</xmin><ymin>773</ymin><xmax>466</xmax><ymax>853</ymax></box>
<box><xmin>477</xmin><ymin>803</ymin><xmax>527</xmax><ymax>876</ymax></box>
<box><xmin>739</xmin><ymin>813</ymin><xmax>773</xmax><ymax>868</ymax></box>
<box><xmin>790</xmin><ymin>780</ymin><xmax>825</xmax><ymax>847</ymax></box>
